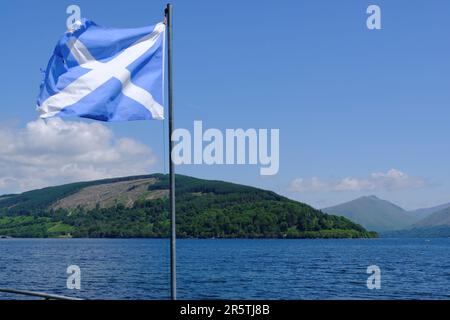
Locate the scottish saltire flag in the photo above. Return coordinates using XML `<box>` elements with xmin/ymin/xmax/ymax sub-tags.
<box><xmin>37</xmin><ymin>19</ymin><xmax>165</xmax><ymax>122</ymax></box>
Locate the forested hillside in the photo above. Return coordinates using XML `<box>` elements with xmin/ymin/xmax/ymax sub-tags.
<box><xmin>0</xmin><ymin>174</ymin><xmax>377</xmax><ymax>239</ymax></box>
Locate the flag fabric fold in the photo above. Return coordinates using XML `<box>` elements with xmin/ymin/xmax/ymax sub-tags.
<box><xmin>37</xmin><ymin>19</ymin><xmax>165</xmax><ymax>122</ymax></box>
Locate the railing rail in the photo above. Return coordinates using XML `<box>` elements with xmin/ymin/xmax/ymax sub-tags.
<box><xmin>0</xmin><ymin>288</ymin><xmax>83</xmax><ymax>300</ymax></box>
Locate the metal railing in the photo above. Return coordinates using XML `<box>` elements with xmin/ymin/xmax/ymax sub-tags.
<box><xmin>0</xmin><ymin>288</ymin><xmax>83</xmax><ymax>300</ymax></box>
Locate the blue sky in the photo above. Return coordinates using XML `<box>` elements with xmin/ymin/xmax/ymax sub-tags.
<box><xmin>0</xmin><ymin>0</ymin><xmax>449</xmax><ymax>210</ymax></box>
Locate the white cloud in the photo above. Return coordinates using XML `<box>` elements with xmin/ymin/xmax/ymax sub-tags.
<box><xmin>289</xmin><ymin>169</ymin><xmax>426</xmax><ymax>193</ymax></box>
<box><xmin>0</xmin><ymin>119</ymin><xmax>157</xmax><ymax>194</ymax></box>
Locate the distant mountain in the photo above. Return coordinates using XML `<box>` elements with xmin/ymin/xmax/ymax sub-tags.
<box><xmin>413</xmin><ymin>206</ymin><xmax>450</xmax><ymax>228</ymax></box>
<box><xmin>382</xmin><ymin>203</ymin><xmax>450</xmax><ymax>238</ymax></box>
<box><xmin>408</xmin><ymin>202</ymin><xmax>450</xmax><ymax>222</ymax></box>
<box><xmin>0</xmin><ymin>174</ymin><xmax>376</xmax><ymax>239</ymax></box>
<box><xmin>323</xmin><ymin>196</ymin><xmax>416</xmax><ymax>232</ymax></box>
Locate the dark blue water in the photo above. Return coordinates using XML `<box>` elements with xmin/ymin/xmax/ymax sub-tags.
<box><xmin>0</xmin><ymin>238</ymin><xmax>449</xmax><ymax>300</ymax></box>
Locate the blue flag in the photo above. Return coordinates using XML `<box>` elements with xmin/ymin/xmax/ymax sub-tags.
<box><xmin>37</xmin><ymin>19</ymin><xmax>165</xmax><ymax>122</ymax></box>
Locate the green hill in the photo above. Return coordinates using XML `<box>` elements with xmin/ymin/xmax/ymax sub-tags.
<box><xmin>0</xmin><ymin>174</ymin><xmax>376</xmax><ymax>239</ymax></box>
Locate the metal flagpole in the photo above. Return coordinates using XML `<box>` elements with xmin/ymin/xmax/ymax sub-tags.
<box><xmin>165</xmin><ymin>3</ymin><xmax>176</xmax><ymax>300</ymax></box>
